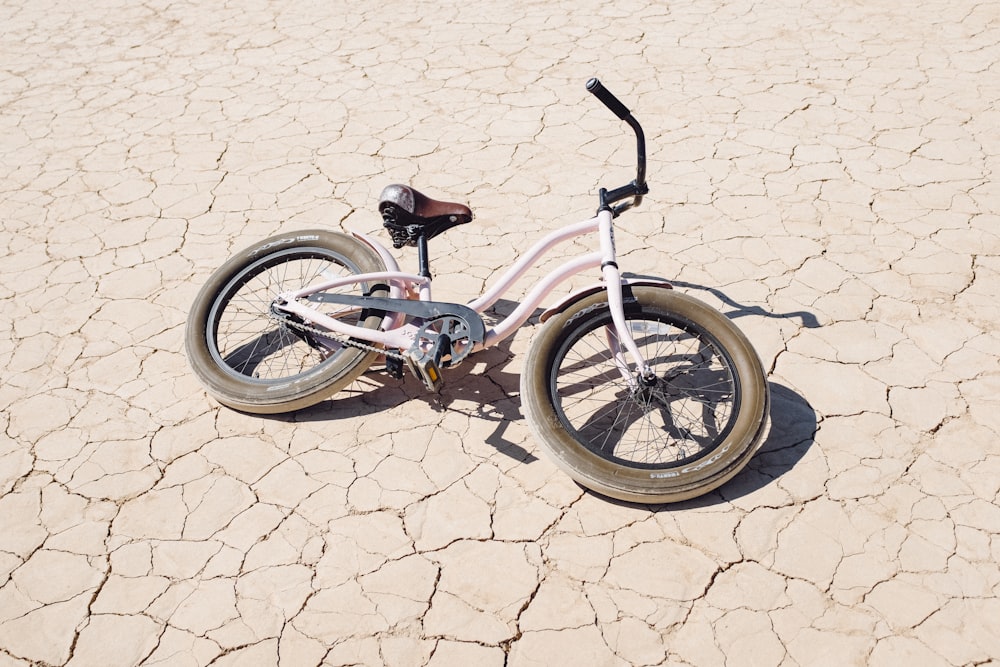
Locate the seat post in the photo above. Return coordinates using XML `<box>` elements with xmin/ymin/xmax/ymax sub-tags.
<box><xmin>416</xmin><ymin>234</ymin><xmax>432</xmax><ymax>279</ymax></box>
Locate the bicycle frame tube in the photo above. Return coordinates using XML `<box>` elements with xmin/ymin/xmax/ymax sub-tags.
<box><xmin>467</xmin><ymin>216</ymin><xmax>600</xmax><ymax>313</ymax></box>
<box><xmin>481</xmin><ymin>252</ymin><xmax>601</xmax><ymax>347</ymax></box>
<box><xmin>278</xmin><ymin>217</ymin><xmax>603</xmax><ymax>340</ymax></box>
<box><xmin>469</xmin><ymin>216</ymin><xmax>604</xmax><ymax>346</ymax></box>
<box><xmin>273</xmin><ymin>212</ymin><xmax>653</xmax><ymax>373</ymax></box>
<box><xmin>282</xmin><ymin>271</ymin><xmax>430</xmax><ymax>299</ymax></box>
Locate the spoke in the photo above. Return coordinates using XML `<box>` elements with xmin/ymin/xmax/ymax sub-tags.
<box><xmin>211</xmin><ymin>252</ymin><xmax>362</xmax><ymax>382</ymax></box>
<box><xmin>553</xmin><ymin>312</ymin><xmax>738</xmax><ymax>468</ymax></box>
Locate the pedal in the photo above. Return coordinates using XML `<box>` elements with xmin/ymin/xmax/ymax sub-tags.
<box><xmin>385</xmin><ymin>353</ymin><xmax>405</xmax><ymax>379</ymax></box>
<box><xmin>405</xmin><ymin>349</ymin><xmax>443</xmax><ymax>392</ymax></box>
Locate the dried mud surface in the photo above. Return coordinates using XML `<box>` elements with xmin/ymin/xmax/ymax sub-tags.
<box><xmin>2</xmin><ymin>1</ymin><xmax>999</xmax><ymax>665</ymax></box>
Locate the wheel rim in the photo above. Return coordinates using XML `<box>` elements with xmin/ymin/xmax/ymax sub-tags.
<box><xmin>549</xmin><ymin>310</ymin><xmax>740</xmax><ymax>469</ymax></box>
<box><xmin>206</xmin><ymin>247</ymin><xmax>370</xmax><ymax>384</ymax></box>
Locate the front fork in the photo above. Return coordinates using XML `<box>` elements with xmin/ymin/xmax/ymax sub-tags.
<box><xmin>598</xmin><ymin>209</ymin><xmax>655</xmax><ymax>387</ymax></box>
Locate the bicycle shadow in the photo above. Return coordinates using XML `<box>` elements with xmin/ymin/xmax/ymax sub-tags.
<box><xmin>568</xmin><ymin>279</ymin><xmax>821</xmax><ymax>509</ymax></box>
<box><xmin>586</xmin><ymin>381</ymin><xmax>818</xmax><ymax>510</ymax></box>
<box><xmin>284</xmin><ymin>301</ymin><xmax>540</xmax><ymax>463</ymax></box>
<box><xmin>624</xmin><ymin>274</ymin><xmax>822</xmax><ymax>328</ymax></box>
<box><xmin>271</xmin><ymin>292</ymin><xmax>819</xmax><ymax>508</ymax></box>
<box><xmin>719</xmin><ymin>382</ymin><xmax>819</xmax><ymax>499</ymax></box>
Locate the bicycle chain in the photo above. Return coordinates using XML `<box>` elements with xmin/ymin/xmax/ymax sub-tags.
<box><xmin>273</xmin><ymin>313</ymin><xmax>407</xmax><ymax>361</ymax></box>
<box><xmin>274</xmin><ymin>309</ymin><xmax>474</xmax><ymax>366</ymax></box>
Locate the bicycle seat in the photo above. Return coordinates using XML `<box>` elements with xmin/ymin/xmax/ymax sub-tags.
<box><xmin>379</xmin><ymin>184</ymin><xmax>473</xmax><ymax>248</ymax></box>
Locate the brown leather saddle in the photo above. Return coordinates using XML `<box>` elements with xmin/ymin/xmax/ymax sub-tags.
<box><xmin>379</xmin><ymin>184</ymin><xmax>473</xmax><ymax>249</ymax></box>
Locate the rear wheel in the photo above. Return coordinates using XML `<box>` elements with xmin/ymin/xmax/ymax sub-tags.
<box><xmin>185</xmin><ymin>230</ymin><xmax>387</xmax><ymax>413</ymax></box>
<box><xmin>521</xmin><ymin>286</ymin><xmax>769</xmax><ymax>503</ymax></box>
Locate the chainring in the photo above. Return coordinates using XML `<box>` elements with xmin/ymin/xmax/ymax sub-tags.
<box><xmin>412</xmin><ymin>315</ymin><xmax>474</xmax><ymax>366</ymax></box>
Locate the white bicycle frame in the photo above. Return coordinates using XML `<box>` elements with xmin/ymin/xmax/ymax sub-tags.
<box><xmin>275</xmin><ymin>208</ymin><xmax>658</xmax><ymax>382</ymax></box>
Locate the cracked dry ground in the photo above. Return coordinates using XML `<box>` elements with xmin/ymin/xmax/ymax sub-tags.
<box><xmin>1</xmin><ymin>0</ymin><xmax>999</xmax><ymax>665</ymax></box>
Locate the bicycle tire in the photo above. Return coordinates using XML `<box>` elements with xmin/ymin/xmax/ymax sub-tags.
<box><xmin>521</xmin><ymin>285</ymin><xmax>769</xmax><ymax>504</ymax></box>
<box><xmin>185</xmin><ymin>230</ymin><xmax>388</xmax><ymax>413</ymax></box>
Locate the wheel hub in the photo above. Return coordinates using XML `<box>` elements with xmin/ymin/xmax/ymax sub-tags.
<box><xmin>633</xmin><ymin>375</ymin><xmax>657</xmax><ymax>408</ymax></box>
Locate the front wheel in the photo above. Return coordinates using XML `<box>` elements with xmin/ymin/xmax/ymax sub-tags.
<box><xmin>185</xmin><ymin>230</ymin><xmax>388</xmax><ymax>413</ymax></box>
<box><xmin>521</xmin><ymin>286</ymin><xmax>769</xmax><ymax>504</ymax></box>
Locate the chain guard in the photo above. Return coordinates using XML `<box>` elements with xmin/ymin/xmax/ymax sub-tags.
<box><xmin>304</xmin><ymin>293</ymin><xmax>486</xmax><ymax>350</ymax></box>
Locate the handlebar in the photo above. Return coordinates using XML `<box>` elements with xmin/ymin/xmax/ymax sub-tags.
<box><xmin>586</xmin><ymin>78</ymin><xmax>648</xmax><ymax>216</ymax></box>
<box><xmin>586</xmin><ymin>78</ymin><xmax>631</xmax><ymax>120</ymax></box>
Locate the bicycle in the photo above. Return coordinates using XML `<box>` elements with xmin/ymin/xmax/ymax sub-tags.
<box><xmin>185</xmin><ymin>79</ymin><xmax>770</xmax><ymax>504</ymax></box>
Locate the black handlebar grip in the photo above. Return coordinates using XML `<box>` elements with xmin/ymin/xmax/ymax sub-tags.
<box><xmin>586</xmin><ymin>78</ymin><xmax>631</xmax><ymax>120</ymax></box>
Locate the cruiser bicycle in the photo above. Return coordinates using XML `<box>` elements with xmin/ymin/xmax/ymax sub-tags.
<box><xmin>185</xmin><ymin>79</ymin><xmax>770</xmax><ymax>504</ymax></box>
